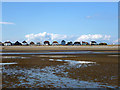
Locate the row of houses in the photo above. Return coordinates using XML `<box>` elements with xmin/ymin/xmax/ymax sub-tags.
<box><xmin>0</xmin><ymin>40</ymin><xmax>107</xmax><ymax>46</ymax></box>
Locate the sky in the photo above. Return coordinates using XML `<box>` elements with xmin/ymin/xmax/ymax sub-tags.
<box><xmin>1</xmin><ymin>2</ymin><xmax>118</xmax><ymax>44</ymax></box>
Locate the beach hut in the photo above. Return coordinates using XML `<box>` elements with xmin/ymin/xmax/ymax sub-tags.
<box><xmin>36</xmin><ymin>42</ymin><xmax>41</xmax><ymax>46</ymax></box>
<box><xmin>52</xmin><ymin>41</ymin><xmax>59</xmax><ymax>45</ymax></box>
<box><xmin>30</xmin><ymin>41</ymin><xmax>35</xmax><ymax>46</ymax></box>
<box><xmin>22</xmin><ymin>41</ymin><xmax>28</xmax><ymax>46</ymax></box>
<box><xmin>82</xmin><ymin>41</ymin><xmax>89</xmax><ymax>45</ymax></box>
<box><xmin>14</xmin><ymin>41</ymin><xmax>22</xmax><ymax>45</ymax></box>
<box><xmin>90</xmin><ymin>41</ymin><xmax>97</xmax><ymax>45</ymax></box>
<box><xmin>0</xmin><ymin>42</ymin><xmax>2</xmax><ymax>46</ymax></box>
<box><xmin>74</xmin><ymin>42</ymin><xmax>81</xmax><ymax>45</ymax></box>
<box><xmin>61</xmin><ymin>40</ymin><xmax>66</xmax><ymax>45</ymax></box>
<box><xmin>44</xmin><ymin>41</ymin><xmax>50</xmax><ymax>45</ymax></box>
<box><xmin>99</xmin><ymin>43</ymin><xmax>107</xmax><ymax>45</ymax></box>
<box><xmin>67</xmin><ymin>41</ymin><xmax>73</xmax><ymax>45</ymax></box>
<box><xmin>4</xmin><ymin>41</ymin><xmax>12</xmax><ymax>46</ymax></box>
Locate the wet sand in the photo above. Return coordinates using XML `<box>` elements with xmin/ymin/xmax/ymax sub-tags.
<box><xmin>1</xmin><ymin>50</ymin><xmax>119</xmax><ymax>88</ymax></box>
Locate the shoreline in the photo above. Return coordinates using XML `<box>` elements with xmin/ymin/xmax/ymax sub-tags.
<box><xmin>1</xmin><ymin>46</ymin><xmax>119</xmax><ymax>51</ymax></box>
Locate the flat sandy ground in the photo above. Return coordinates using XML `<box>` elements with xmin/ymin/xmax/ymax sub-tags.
<box><xmin>1</xmin><ymin>45</ymin><xmax>119</xmax><ymax>51</ymax></box>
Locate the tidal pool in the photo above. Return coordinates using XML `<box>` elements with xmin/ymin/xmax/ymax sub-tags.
<box><xmin>2</xmin><ymin>64</ymin><xmax>116</xmax><ymax>88</ymax></box>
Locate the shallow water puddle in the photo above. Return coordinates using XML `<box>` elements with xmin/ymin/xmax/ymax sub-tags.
<box><xmin>0</xmin><ymin>62</ymin><xmax>17</xmax><ymax>65</ymax></box>
<box><xmin>1</xmin><ymin>56</ymin><xmax>29</xmax><ymax>59</ymax></box>
<box><xmin>37</xmin><ymin>55</ymin><xmax>77</xmax><ymax>58</ymax></box>
<box><xmin>49</xmin><ymin>59</ymin><xmax>96</xmax><ymax>68</ymax></box>
<box><xmin>2</xmin><ymin>64</ymin><xmax>116</xmax><ymax>88</ymax></box>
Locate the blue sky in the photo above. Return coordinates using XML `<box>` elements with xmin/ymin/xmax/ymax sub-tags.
<box><xmin>2</xmin><ymin>2</ymin><xmax>118</xmax><ymax>44</ymax></box>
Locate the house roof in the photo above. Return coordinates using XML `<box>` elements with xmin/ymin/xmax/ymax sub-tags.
<box><xmin>82</xmin><ymin>41</ymin><xmax>88</xmax><ymax>43</ymax></box>
<box><xmin>4</xmin><ymin>41</ymin><xmax>11</xmax><ymax>43</ymax></box>
<box><xmin>61</xmin><ymin>40</ymin><xmax>65</xmax><ymax>42</ymax></box>
<box><xmin>74</xmin><ymin>42</ymin><xmax>80</xmax><ymax>44</ymax></box>
<box><xmin>22</xmin><ymin>41</ymin><xmax>27</xmax><ymax>43</ymax></box>
<box><xmin>44</xmin><ymin>41</ymin><xmax>49</xmax><ymax>43</ymax></box>
<box><xmin>14</xmin><ymin>41</ymin><xmax>22</xmax><ymax>45</ymax></box>
<box><xmin>91</xmin><ymin>41</ymin><xmax>96</xmax><ymax>43</ymax></box>
<box><xmin>30</xmin><ymin>42</ymin><xmax>35</xmax><ymax>44</ymax></box>
<box><xmin>53</xmin><ymin>41</ymin><xmax>58</xmax><ymax>43</ymax></box>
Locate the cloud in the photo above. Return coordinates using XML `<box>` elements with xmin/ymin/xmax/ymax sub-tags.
<box><xmin>25</xmin><ymin>32</ymin><xmax>69</xmax><ymax>43</ymax></box>
<box><xmin>0</xmin><ymin>22</ymin><xmax>14</xmax><ymax>24</ymax></box>
<box><xmin>25</xmin><ymin>32</ymin><xmax>111</xmax><ymax>43</ymax></box>
<box><xmin>75</xmin><ymin>34</ymin><xmax>111</xmax><ymax>42</ymax></box>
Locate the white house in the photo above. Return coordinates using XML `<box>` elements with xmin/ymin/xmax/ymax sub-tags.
<box><xmin>90</xmin><ymin>41</ymin><xmax>97</xmax><ymax>45</ymax></box>
<box><xmin>4</xmin><ymin>41</ymin><xmax>12</xmax><ymax>46</ymax></box>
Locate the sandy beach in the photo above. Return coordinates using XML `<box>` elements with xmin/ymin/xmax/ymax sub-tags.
<box><xmin>1</xmin><ymin>45</ymin><xmax>119</xmax><ymax>51</ymax></box>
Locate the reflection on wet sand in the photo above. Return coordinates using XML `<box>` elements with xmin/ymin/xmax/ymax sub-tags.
<box><xmin>2</xmin><ymin>51</ymin><xmax>119</xmax><ymax>88</ymax></box>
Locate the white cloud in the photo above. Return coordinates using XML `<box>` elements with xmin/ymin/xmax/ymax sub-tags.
<box><xmin>0</xmin><ymin>22</ymin><xmax>14</xmax><ymax>24</ymax></box>
<box><xmin>25</xmin><ymin>32</ymin><xmax>111</xmax><ymax>44</ymax></box>
<box><xmin>25</xmin><ymin>32</ymin><xmax>68</xmax><ymax>43</ymax></box>
<box><xmin>75</xmin><ymin>34</ymin><xmax>111</xmax><ymax>42</ymax></box>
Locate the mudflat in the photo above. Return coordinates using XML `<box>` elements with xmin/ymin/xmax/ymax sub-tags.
<box><xmin>1</xmin><ymin>50</ymin><xmax>119</xmax><ymax>88</ymax></box>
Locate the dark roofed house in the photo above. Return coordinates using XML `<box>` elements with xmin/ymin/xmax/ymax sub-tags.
<box><xmin>44</xmin><ymin>41</ymin><xmax>50</xmax><ymax>45</ymax></box>
<box><xmin>99</xmin><ymin>43</ymin><xmax>107</xmax><ymax>45</ymax></box>
<box><xmin>67</xmin><ymin>41</ymin><xmax>73</xmax><ymax>45</ymax></box>
<box><xmin>52</xmin><ymin>41</ymin><xmax>58</xmax><ymax>45</ymax></box>
<box><xmin>14</xmin><ymin>41</ymin><xmax>22</xmax><ymax>45</ymax></box>
<box><xmin>30</xmin><ymin>41</ymin><xmax>35</xmax><ymax>46</ymax></box>
<box><xmin>61</xmin><ymin>40</ymin><xmax>66</xmax><ymax>45</ymax></box>
<box><xmin>74</xmin><ymin>42</ymin><xmax>81</xmax><ymax>46</ymax></box>
<box><xmin>4</xmin><ymin>41</ymin><xmax>12</xmax><ymax>46</ymax></box>
<box><xmin>22</xmin><ymin>41</ymin><xmax>28</xmax><ymax>46</ymax></box>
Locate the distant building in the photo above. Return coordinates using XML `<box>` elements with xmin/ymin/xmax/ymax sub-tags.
<box><xmin>82</xmin><ymin>41</ymin><xmax>89</xmax><ymax>45</ymax></box>
<box><xmin>99</xmin><ymin>43</ymin><xmax>107</xmax><ymax>45</ymax></box>
<box><xmin>36</xmin><ymin>42</ymin><xmax>41</xmax><ymax>46</ymax></box>
<box><xmin>61</xmin><ymin>40</ymin><xmax>66</xmax><ymax>45</ymax></box>
<box><xmin>4</xmin><ymin>41</ymin><xmax>12</xmax><ymax>46</ymax></box>
<box><xmin>90</xmin><ymin>41</ymin><xmax>97</xmax><ymax>45</ymax></box>
<box><xmin>44</xmin><ymin>41</ymin><xmax>50</xmax><ymax>45</ymax></box>
<box><xmin>0</xmin><ymin>42</ymin><xmax>2</xmax><ymax>46</ymax></box>
<box><xmin>14</xmin><ymin>41</ymin><xmax>22</xmax><ymax>45</ymax></box>
<box><xmin>52</xmin><ymin>41</ymin><xmax>59</xmax><ymax>45</ymax></box>
<box><xmin>30</xmin><ymin>41</ymin><xmax>35</xmax><ymax>46</ymax></box>
<box><xmin>67</xmin><ymin>41</ymin><xmax>73</xmax><ymax>45</ymax></box>
<box><xmin>22</xmin><ymin>41</ymin><xmax>28</xmax><ymax>46</ymax></box>
<box><xmin>74</xmin><ymin>42</ymin><xmax>81</xmax><ymax>45</ymax></box>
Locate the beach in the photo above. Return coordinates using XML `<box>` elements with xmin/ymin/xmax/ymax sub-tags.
<box><xmin>1</xmin><ymin>45</ymin><xmax>119</xmax><ymax>51</ymax></box>
<box><xmin>1</xmin><ymin>46</ymin><xmax>119</xmax><ymax>88</ymax></box>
